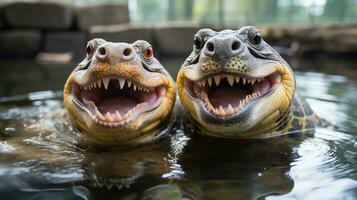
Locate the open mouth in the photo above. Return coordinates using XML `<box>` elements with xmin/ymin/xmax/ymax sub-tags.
<box><xmin>71</xmin><ymin>76</ymin><xmax>166</xmax><ymax>127</ymax></box>
<box><xmin>185</xmin><ymin>72</ymin><xmax>281</xmax><ymax>117</ymax></box>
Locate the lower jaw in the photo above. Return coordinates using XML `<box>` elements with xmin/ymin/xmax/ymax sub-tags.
<box><xmin>70</xmin><ymin>78</ymin><xmax>168</xmax><ymax>128</ymax></box>
<box><xmin>195</xmin><ymin>84</ymin><xmax>280</xmax><ymax>118</ymax></box>
<box><xmin>94</xmin><ymin>98</ymin><xmax>164</xmax><ymax>128</ymax></box>
<box><xmin>72</xmin><ymin>97</ymin><xmax>165</xmax><ymax>129</ymax></box>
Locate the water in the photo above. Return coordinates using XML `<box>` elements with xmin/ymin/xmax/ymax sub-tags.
<box><xmin>0</xmin><ymin>59</ymin><xmax>356</xmax><ymax>200</ymax></box>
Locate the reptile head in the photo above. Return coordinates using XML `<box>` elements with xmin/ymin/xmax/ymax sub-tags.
<box><xmin>177</xmin><ymin>27</ymin><xmax>295</xmax><ymax>138</ymax></box>
<box><xmin>64</xmin><ymin>39</ymin><xmax>176</xmax><ymax>145</ymax></box>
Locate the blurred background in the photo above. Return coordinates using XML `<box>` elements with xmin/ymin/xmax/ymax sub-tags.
<box><xmin>0</xmin><ymin>0</ymin><xmax>356</xmax><ymax>97</ymax></box>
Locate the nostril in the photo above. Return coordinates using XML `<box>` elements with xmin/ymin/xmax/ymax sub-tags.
<box><xmin>98</xmin><ymin>47</ymin><xmax>106</xmax><ymax>56</ymax></box>
<box><xmin>123</xmin><ymin>48</ymin><xmax>132</xmax><ymax>57</ymax></box>
<box><xmin>231</xmin><ymin>41</ymin><xmax>240</xmax><ymax>51</ymax></box>
<box><xmin>207</xmin><ymin>42</ymin><xmax>214</xmax><ymax>52</ymax></box>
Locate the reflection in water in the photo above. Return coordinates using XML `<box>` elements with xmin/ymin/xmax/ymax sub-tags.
<box><xmin>0</xmin><ymin>71</ymin><xmax>356</xmax><ymax>199</ymax></box>
<box><xmin>170</xmin><ymin>136</ymin><xmax>301</xmax><ymax>199</ymax></box>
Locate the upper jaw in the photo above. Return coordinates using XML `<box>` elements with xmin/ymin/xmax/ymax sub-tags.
<box><xmin>69</xmin><ymin>73</ymin><xmax>168</xmax><ymax>129</ymax></box>
<box><xmin>184</xmin><ymin>70</ymin><xmax>282</xmax><ymax>118</ymax></box>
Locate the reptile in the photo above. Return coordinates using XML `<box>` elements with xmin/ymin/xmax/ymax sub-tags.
<box><xmin>64</xmin><ymin>38</ymin><xmax>176</xmax><ymax>146</ymax></box>
<box><xmin>177</xmin><ymin>26</ymin><xmax>322</xmax><ymax>139</ymax></box>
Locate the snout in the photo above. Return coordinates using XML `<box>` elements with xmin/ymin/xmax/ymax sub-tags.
<box><xmin>203</xmin><ymin>36</ymin><xmax>242</xmax><ymax>60</ymax></box>
<box><xmin>95</xmin><ymin>42</ymin><xmax>135</xmax><ymax>63</ymax></box>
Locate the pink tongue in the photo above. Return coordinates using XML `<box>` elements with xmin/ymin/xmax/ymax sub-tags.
<box><xmin>209</xmin><ymin>88</ymin><xmax>247</xmax><ymax>108</ymax></box>
<box><xmin>98</xmin><ymin>97</ymin><xmax>137</xmax><ymax>115</ymax></box>
<box><xmin>253</xmin><ymin>79</ymin><xmax>271</xmax><ymax>94</ymax></box>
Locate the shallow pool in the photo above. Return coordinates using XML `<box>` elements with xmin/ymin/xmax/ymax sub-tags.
<box><xmin>0</xmin><ymin>59</ymin><xmax>356</xmax><ymax>200</ymax></box>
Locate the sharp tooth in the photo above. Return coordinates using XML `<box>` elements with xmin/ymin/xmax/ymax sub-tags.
<box><xmin>201</xmin><ymin>80</ymin><xmax>206</xmax><ymax>87</ymax></box>
<box><xmin>133</xmin><ymin>84</ymin><xmax>137</xmax><ymax>91</ymax></box>
<box><xmin>127</xmin><ymin>80</ymin><xmax>132</xmax><ymax>88</ymax></box>
<box><xmin>125</xmin><ymin>110</ymin><xmax>133</xmax><ymax>117</ymax></box>
<box><xmin>97</xmin><ymin>80</ymin><xmax>101</xmax><ymax>88</ymax></box>
<box><xmin>105</xmin><ymin>112</ymin><xmax>113</xmax><ymax>121</ymax></box>
<box><xmin>235</xmin><ymin>76</ymin><xmax>240</xmax><ymax>83</ymax></box>
<box><xmin>103</xmin><ymin>77</ymin><xmax>110</xmax><ymax>89</ymax></box>
<box><xmin>227</xmin><ymin>104</ymin><xmax>234</xmax><ymax>115</ymax></box>
<box><xmin>219</xmin><ymin>105</ymin><xmax>225</xmax><ymax>115</ymax></box>
<box><xmin>227</xmin><ymin>75</ymin><xmax>234</xmax><ymax>86</ymax></box>
<box><xmin>138</xmin><ymin>86</ymin><xmax>142</xmax><ymax>91</ymax></box>
<box><xmin>92</xmin><ymin>82</ymin><xmax>96</xmax><ymax>88</ymax></box>
<box><xmin>242</xmin><ymin>78</ymin><xmax>246</xmax><ymax>85</ymax></box>
<box><xmin>257</xmin><ymin>91</ymin><xmax>261</xmax><ymax>96</ymax></box>
<box><xmin>251</xmin><ymin>79</ymin><xmax>256</xmax><ymax>84</ymax></box>
<box><xmin>115</xmin><ymin>111</ymin><xmax>122</xmax><ymax>121</ymax></box>
<box><xmin>119</xmin><ymin>78</ymin><xmax>125</xmax><ymax>89</ymax></box>
<box><xmin>207</xmin><ymin>77</ymin><xmax>212</xmax><ymax>87</ymax></box>
<box><xmin>214</xmin><ymin>76</ymin><xmax>221</xmax><ymax>86</ymax></box>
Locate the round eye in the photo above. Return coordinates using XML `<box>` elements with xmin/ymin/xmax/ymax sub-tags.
<box><xmin>194</xmin><ymin>37</ymin><xmax>203</xmax><ymax>49</ymax></box>
<box><xmin>143</xmin><ymin>47</ymin><xmax>153</xmax><ymax>59</ymax></box>
<box><xmin>251</xmin><ymin>32</ymin><xmax>262</xmax><ymax>45</ymax></box>
<box><xmin>86</xmin><ymin>44</ymin><xmax>94</xmax><ymax>56</ymax></box>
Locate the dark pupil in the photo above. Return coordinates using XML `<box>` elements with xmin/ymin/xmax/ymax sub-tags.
<box><xmin>147</xmin><ymin>49</ymin><xmax>151</xmax><ymax>56</ymax></box>
<box><xmin>253</xmin><ymin>34</ymin><xmax>262</xmax><ymax>44</ymax></box>
<box><xmin>194</xmin><ymin>38</ymin><xmax>202</xmax><ymax>49</ymax></box>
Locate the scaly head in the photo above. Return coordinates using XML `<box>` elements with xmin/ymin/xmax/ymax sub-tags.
<box><xmin>177</xmin><ymin>27</ymin><xmax>295</xmax><ymax>138</ymax></box>
<box><xmin>64</xmin><ymin>39</ymin><xmax>176</xmax><ymax>145</ymax></box>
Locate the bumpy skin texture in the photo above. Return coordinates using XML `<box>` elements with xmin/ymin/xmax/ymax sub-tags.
<box><xmin>64</xmin><ymin>39</ymin><xmax>176</xmax><ymax>146</ymax></box>
<box><xmin>177</xmin><ymin>27</ymin><xmax>317</xmax><ymax>139</ymax></box>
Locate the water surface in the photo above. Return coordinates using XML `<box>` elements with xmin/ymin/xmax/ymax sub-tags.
<box><xmin>0</xmin><ymin>59</ymin><xmax>356</xmax><ymax>200</ymax></box>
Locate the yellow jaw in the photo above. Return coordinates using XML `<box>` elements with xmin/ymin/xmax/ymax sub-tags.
<box><xmin>64</xmin><ymin>78</ymin><xmax>175</xmax><ymax>146</ymax></box>
<box><xmin>63</xmin><ymin>39</ymin><xmax>176</xmax><ymax>146</ymax></box>
<box><xmin>177</xmin><ymin>62</ymin><xmax>295</xmax><ymax>139</ymax></box>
